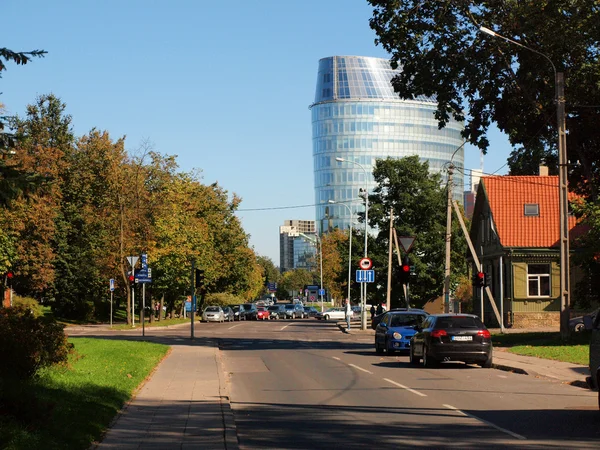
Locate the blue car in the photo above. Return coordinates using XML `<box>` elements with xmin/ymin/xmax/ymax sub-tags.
<box><xmin>375</xmin><ymin>310</ymin><xmax>428</xmax><ymax>354</ymax></box>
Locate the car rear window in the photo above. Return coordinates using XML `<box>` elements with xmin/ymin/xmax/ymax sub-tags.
<box><xmin>390</xmin><ymin>314</ymin><xmax>424</xmax><ymax>327</ymax></box>
<box><xmin>435</xmin><ymin>316</ymin><xmax>483</xmax><ymax>329</ymax></box>
<box><xmin>285</xmin><ymin>304</ymin><xmax>294</xmax><ymax>310</ymax></box>
<box><xmin>206</xmin><ymin>307</ymin><xmax>219</xmax><ymax>312</ymax></box>
<box><xmin>267</xmin><ymin>306</ymin><xmax>279</xmax><ymax>311</ymax></box>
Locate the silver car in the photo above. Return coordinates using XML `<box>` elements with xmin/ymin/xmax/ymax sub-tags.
<box><xmin>222</xmin><ymin>306</ymin><xmax>235</xmax><ymax>322</ymax></box>
<box><xmin>202</xmin><ymin>306</ymin><xmax>225</xmax><ymax>323</ymax></box>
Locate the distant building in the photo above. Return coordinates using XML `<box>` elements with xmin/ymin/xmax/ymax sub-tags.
<box><xmin>463</xmin><ymin>169</ymin><xmax>483</xmax><ymax>219</ymax></box>
<box><xmin>279</xmin><ymin>220</ymin><xmax>316</xmax><ymax>272</ymax></box>
<box><xmin>310</xmin><ymin>55</ymin><xmax>465</xmax><ymax>233</ymax></box>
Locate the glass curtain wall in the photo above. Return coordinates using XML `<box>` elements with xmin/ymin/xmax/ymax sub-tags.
<box><xmin>311</xmin><ymin>56</ymin><xmax>465</xmax><ymax>233</ymax></box>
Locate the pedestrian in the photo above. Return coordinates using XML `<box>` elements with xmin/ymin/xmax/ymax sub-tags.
<box><xmin>376</xmin><ymin>303</ymin><xmax>383</xmax><ymax>316</ymax></box>
<box><xmin>344</xmin><ymin>299</ymin><xmax>352</xmax><ymax>332</ymax></box>
<box><xmin>370</xmin><ymin>304</ymin><xmax>376</xmax><ymax>319</ymax></box>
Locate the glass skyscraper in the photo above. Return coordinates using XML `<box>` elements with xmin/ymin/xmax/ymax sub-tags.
<box><xmin>311</xmin><ymin>56</ymin><xmax>465</xmax><ymax>233</ymax></box>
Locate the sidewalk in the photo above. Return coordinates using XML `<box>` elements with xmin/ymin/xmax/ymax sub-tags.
<box><xmin>336</xmin><ymin>322</ymin><xmax>590</xmax><ymax>388</ymax></box>
<box><xmin>93</xmin><ymin>341</ymin><xmax>238</xmax><ymax>450</ymax></box>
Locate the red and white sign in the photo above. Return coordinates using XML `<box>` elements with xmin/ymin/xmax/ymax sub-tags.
<box><xmin>359</xmin><ymin>257</ymin><xmax>373</xmax><ymax>270</ymax></box>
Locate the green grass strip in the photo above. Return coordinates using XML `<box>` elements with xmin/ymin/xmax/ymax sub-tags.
<box><xmin>0</xmin><ymin>337</ymin><xmax>169</xmax><ymax>450</ymax></box>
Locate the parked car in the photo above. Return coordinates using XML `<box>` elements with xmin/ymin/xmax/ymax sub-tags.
<box><xmin>375</xmin><ymin>311</ymin><xmax>429</xmax><ymax>354</ymax></box>
<box><xmin>232</xmin><ymin>305</ymin><xmax>242</xmax><ymax>321</ymax></box>
<box><xmin>304</xmin><ymin>306</ymin><xmax>319</xmax><ymax>318</ymax></box>
<box><xmin>587</xmin><ymin>312</ymin><xmax>600</xmax><ymax>408</ymax></box>
<box><xmin>410</xmin><ymin>314</ymin><xmax>493</xmax><ymax>368</ymax></box>
<box><xmin>267</xmin><ymin>304</ymin><xmax>284</xmax><ymax>319</ymax></box>
<box><xmin>316</xmin><ymin>307</ymin><xmax>349</xmax><ymax>321</ymax></box>
<box><xmin>257</xmin><ymin>307</ymin><xmax>270</xmax><ymax>320</ymax></box>
<box><xmin>202</xmin><ymin>306</ymin><xmax>225</xmax><ymax>323</ymax></box>
<box><xmin>239</xmin><ymin>303</ymin><xmax>258</xmax><ymax>320</ymax></box>
<box><xmin>222</xmin><ymin>306</ymin><xmax>235</xmax><ymax>322</ymax></box>
<box><xmin>570</xmin><ymin>308</ymin><xmax>599</xmax><ymax>332</ymax></box>
<box><xmin>283</xmin><ymin>303</ymin><xmax>305</xmax><ymax>319</ymax></box>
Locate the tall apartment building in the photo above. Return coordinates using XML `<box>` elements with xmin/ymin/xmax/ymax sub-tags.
<box><xmin>279</xmin><ymin>220</ymin><xmax>316</xmax><ymax>272</ymax></box>
<box><xmin>311</xmin><ymin>56</ymin><xmax>465</xmax><ymax>233</ymax></box>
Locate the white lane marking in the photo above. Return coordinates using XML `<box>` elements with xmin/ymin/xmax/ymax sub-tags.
<box><xmin>348</xmin><ymin>364</ymin><xmax>373</xmax><ymax>374</ymax></box>
<box><xmin>280</xmin><ymin>324</ymin><xmax>291</xmax><ymax>331</ymax></box>
<box><xmin>332</xmin><ymin>357</ymin><xmax>341</xmax><ymax>361</ymax></box>
<box><xmin>443</xmin><ymin>404</ymin><xmax>526</xmax><ymax>440</ymax></box>
<box><xmin>384</xmin><ymin>378</ymin><xmax>427</xmax><ymax>397</ymax></box>
<box><xmin>228</xmin><ymin>324</ymin><xmax>241</xmax><ymax>330</ymax></box>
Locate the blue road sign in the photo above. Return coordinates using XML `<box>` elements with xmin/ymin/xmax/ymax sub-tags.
<box><xmin>109</xmin><ymin>278</ymin><xmax>115</xmax><ymax>292</ymax></box>
<box><xmin>356</xmin><ymin>270</ymin><xmax>375</xmax><ymax>283</ymax></box>
<box><xmin>318</xmin><ymin>288</ymin><xmax>325</xmax><ymax>296</ymax></box>
<box><xmin>135</xmin><ymin>267</ymin><xmax>152</xmax><ymax>283</ymax></box>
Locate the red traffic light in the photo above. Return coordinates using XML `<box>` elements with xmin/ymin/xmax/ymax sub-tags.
<box><xmin>477</xmin><ymin>272</ymin><xmax>484</xmax><ymax>279</ymax></box>
<box><xmin>6</xmin><ymin>272</ymin><xmax>14</xmax><ymax>279</ymax></box>
<box><xmin>128</xmin><ymin>275</ymin><xmax>134</xmax><ymax>282</ymax></box>
<box><xmin>402</xmin><ymin>264</ymin><xmax>410</xmax><ymax>272</ymax></box>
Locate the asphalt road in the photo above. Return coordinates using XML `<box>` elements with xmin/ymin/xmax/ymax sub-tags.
<box><xmin>71</xmin><ymin>318</ymin><xmax>600</xmax><ymax>449</ymax></box>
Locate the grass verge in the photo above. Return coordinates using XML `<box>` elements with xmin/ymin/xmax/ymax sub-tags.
<box><xmin>492</xmin><ymin>331</ymin><xmax>590</xmax><ymax>365</ymax></box>
<box><xmin>0</xmin><ymin>337</ymin><xmax>169</xmax><ymax>450</ymax></box>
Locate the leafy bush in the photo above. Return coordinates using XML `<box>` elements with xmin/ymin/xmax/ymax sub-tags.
<box><xmin>204</xmin><ymin>292</ymin><xmax>245</xmax><ymax>307</ymax></box>
<box><xmin>12</xmin><ymin>294</ymin><xmax>43</xmax><ymax>317</ymax></box>
<box><xmin>0</xmin><ymin>305</ymin><xmax>73</xmax><ymax>381</ymax></box>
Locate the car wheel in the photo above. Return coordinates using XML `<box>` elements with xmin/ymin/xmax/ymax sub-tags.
<box><xmin>479</xmin><ymin>353</ymin><xmax>493</xmax><ymax>368</ymax></box>
<box><xmin>423</xmin><ymin>347</ymin><xmax>437</xmax><ymax>368</ymax></box>
<box><xmin>574</xmin><ymin>323</ymin><xmax>585</xmax><ymax>333</ymax></box>
<box><xmin>375</xmin><ymin>339</ymin><xmax>384</xmax><ymax>355</ymax></box>
<box><xmin>323</xmin><ymin>315</ymin><xmax>329</xmax><ymax>321</ymax></box>
<box><xmin>409</xmin><ymin>346</ymin><xmax>420</xmax><ymax>365</ymax></box>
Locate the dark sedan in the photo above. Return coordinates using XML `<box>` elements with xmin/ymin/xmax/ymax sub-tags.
<box><xmin>570</xmin><ymin>308</ymin><xmax>599</xmax><ymax>332</ymax></box>
<box><xmin>410</xmin><ymin>314</ymin><xmax>493</xmax><ymax>368</ymax></box>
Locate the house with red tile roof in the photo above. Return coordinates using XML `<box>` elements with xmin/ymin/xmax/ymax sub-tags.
<box><xmin>469</xmin><ymin>170</ymin><xmax>581</xmax><ymax>328</ymax></box>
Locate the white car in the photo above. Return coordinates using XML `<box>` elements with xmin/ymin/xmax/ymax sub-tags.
<box><xmin>317</xmin><ymin>307</ymin><xmax>352</xmax><ymax>321</ymax></box>
<box><xmin>202</xmin><ymin>306</ymin><xmax>225</xmax><ymax>322</ymax></box>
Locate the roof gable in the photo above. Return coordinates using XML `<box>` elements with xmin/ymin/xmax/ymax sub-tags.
<box><xmin>481</xmin><ymin>175</ymin><xmax>577</xmax><ymax>248</ymax></box>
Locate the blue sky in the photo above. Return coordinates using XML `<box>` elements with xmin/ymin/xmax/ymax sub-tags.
<box><xmin>3</xmin><ymin>0</ymin><xmax>512</xmax><ymax>264</ymax></box>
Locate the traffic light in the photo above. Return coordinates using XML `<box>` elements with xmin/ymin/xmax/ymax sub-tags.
<box><xmin>195</xmin><ymin>269</ymin><xmax>205</xmax><ymax>289</ymax></box>
<box><xmin>128</xmin><ymin>273</ymin><xmax>135</xmax><ymax>287</ymax></box>
<box><xmin>400</xmin><ymin>256</ymin><xmax>411</xmax><ymax>284</ymax></box>
<box><xmin>6</xmin><ymin>271</ymin><xmax>13</xmax><ymax>279</ymax></box>
<box><xmin>476</xmin><ymin>271</ymin><xmax>485</xmax><ymax>288</ymax></box>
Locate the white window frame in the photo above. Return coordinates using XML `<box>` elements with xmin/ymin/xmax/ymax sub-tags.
<box><xmin>527</xmin><ymin>264</ymin><xmax>551</xmax><ymax>297</ymax></box>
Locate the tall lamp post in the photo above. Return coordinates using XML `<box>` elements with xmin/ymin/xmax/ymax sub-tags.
<box><xmin>335</xmin><ymin>157</ymin><xmax>369</xmax><ymax>330</ymax></box>
<box><xmin>479</xmin><ymin>26</ymin><xmax>570</xmax><ymax>338</ymax></box>
<box><xmin>329</xmin><ymin>200</ymin><xmax>354</xmax><ymax>308</ymax></box>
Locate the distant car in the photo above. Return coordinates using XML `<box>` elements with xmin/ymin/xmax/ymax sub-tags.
<box><xmin>371</xmin><ymin>308</ymin><xmax>416</xmax><ymax>329</ymax></box>
<box><xmin>239</xmin><ymin>303</ymin><xmax>258</xmax><ymax>320</ymax></box>
<box><xmin>410</xmin><ymin>314</ymin><xmax>493</xmax><ymax>368</ymax></box>
<box><xmin>375</xmin><ymin>311</ymin><xmax>429</xmax><ymax>354</ymax></box>
<box><xmin>316</xmin><ymin>307</ymin><xmax>349</xmax><ymax>321</ymax></box>
<box><xmin>283</xmin><ymin>303</ymin><xmax>305</xmax><ymax>319</ymax></box>
<box><xmin>304</xmin><ymin>306</ymin><xmax>319</xmax><ymax>318</ymax></box>
<box><xmin>267</xmin><ymin>304</ymin><xmax>284</xmax><ymax>319</ymax></box>
<box><xmin>222</xmin><ymin>306</ymin><xmax>235</xmax><ymax>322</ymax></box>
<box><xmin>202</xmin><ymin>306</ymin><xmax>225</xmax><ymax>323</ymax></box>
<box><xmin>257</xmin><ymin>307</ymin><xmax>270</xmax><ymax>320</ymax></box>
<box><xmin>232</xmin><ymin>305</ymin><xmax>242</xmax><ymax>321</ymax></box>
<box><xmin>570</xmin><ymin>309</ymin><xmax>599</xmax><ymax>332</ymax></box>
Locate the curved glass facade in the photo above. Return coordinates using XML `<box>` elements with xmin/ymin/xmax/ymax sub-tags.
<box><xmin>312</xmin><ymin>56</ymin><xmax>465</xmax><ymax>233</ymax></box>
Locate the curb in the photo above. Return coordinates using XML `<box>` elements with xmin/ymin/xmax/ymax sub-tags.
<box><xmin>215</xmin><ymin>342</ymin><xmax>240</xmax><ymax>450</ymax></box>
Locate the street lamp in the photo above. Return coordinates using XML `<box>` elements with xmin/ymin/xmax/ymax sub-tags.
<box><xmin>328</xmin><ymin>200</ymin><xmax>353</xmax><ymax>308</ymax></box>
<box><xmin>479</xmin><ymin>26</ymin><xmax>570</xmax><ymax>338</ymax></box>
<box><xmin>335</xmin><ymin>157</ymin><xmax>369</xmax><ymax>330</ymax></box>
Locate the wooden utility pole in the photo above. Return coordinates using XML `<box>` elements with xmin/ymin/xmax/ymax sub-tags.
<box><xmin>386</xmin><ymin>208</ymin><xmax>394</xmax><ymax>311</ymax></box>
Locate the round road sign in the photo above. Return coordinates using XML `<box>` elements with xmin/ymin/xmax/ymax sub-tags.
<box><xmin>359</xmin><ymin>257</ymin><xmax>373</xmax><ymax>270</ymax></box>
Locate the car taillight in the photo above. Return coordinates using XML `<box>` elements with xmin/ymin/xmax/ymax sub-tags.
<box><xmin>477</xmin><ymin>329</ymin><xmax>491</xmax><ymax>338</ymax></box>
<box><xmin>430</xmin><ymin>329</ymin><xmax>447</xmax><ymax>338</ymax></box>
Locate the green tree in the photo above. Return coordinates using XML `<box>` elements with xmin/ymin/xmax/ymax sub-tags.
<box><xmin>257</xmin><ymin>255</ymin><xmax>281</xmax><ymax>295</ymax></box>
<box><xmin>368</xmin><ymin>1</ymin><xmax>600</xmax><ymax>196</ymax></box>
<box><xmin>277</xmin><ymin>269</ymin><xmax>313</xmax><ymax>298</ymax></box>
<box><xmin>367</xmin><ymin>156</ymin><xmax>467</xmax><ymax>307</ymax></box>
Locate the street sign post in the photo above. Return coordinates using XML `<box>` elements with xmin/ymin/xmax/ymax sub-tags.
<box><xmin>109</xmin><ymin>279</ymin><xmax>114</xmax><ymax>328</ymax></box>
<box><xmin>359</xmin><ymin>257</ymin><xmax>373</xmax><ymax>270</ymax></box>
<box><xmin>356</xmin><ymin>270</ymin><xmax>375</xmax><ymax>283</ymax></box>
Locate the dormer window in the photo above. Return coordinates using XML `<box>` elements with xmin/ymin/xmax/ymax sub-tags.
<box><xmin>524</xmin><ymin>204</ymin><xmax>539</xmax><ymax>216</ymax></box>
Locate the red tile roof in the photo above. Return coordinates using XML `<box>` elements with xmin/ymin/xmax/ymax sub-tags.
<box><xmin>482</xmin><ymin>176</ymin><xmax>578</xmax><ymax>248</ymax></box>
